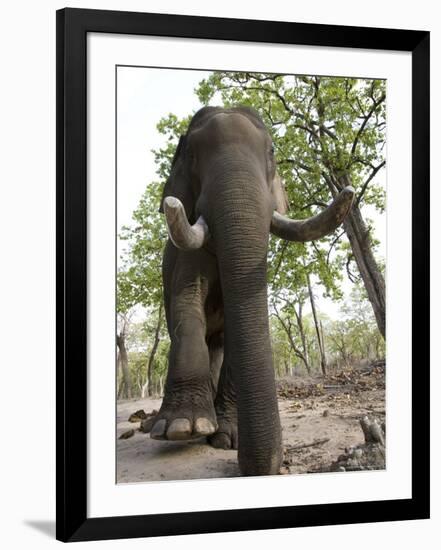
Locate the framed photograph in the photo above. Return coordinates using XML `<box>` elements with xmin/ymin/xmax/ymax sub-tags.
<box><xmin>56</xmin><ymin>8</ymin><xmax>430</xmax><ymax>542</ymax></box>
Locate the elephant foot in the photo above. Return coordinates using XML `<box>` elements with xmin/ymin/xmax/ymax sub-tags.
<box><xmin>150</xmin><ymin>383</ymin><xmax>217</xmax><ymax>441</ymax></box>
<box><xmin>208</xmin><ymin>413</ymin><xmax>238</xmax><ymax>450</ymax></box>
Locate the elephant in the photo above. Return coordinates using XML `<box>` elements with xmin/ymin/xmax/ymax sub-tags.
<box><xmin>149</xmin><ymin>106</ymin><xmax>354</xmax><ymax>476</ymax></box>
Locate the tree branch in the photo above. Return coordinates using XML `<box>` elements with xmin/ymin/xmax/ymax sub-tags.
<box><xmin>278</xmin><ymin>158</ymin><xmax>314</xmax><ymax>173</ymax></box>
<box><xmin>270</xmin><ymin>241</ymin><xmax>289</xmax><ymax>284</ymax></box>
<box><xmin>356</xmin><ymin>160</ymin><xmax>386</xmax><ymax>206</ymax></box>
<box><xmin>273</xmin><ymin>305</ymin><xmax>308</xmax><ymax>365</ymax></box>
<box><xmin>326</xmin><ymin>230</ymin><xmax>345</xmax><ymax>265</ymax></box>
<box><xmin>349</xmin><ymin>92</ymin><xmax>386</xmax><ymax>164</ymax></box>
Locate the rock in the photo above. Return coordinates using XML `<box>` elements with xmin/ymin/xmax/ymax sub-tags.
<box><xmin>119</xmin><ymin>429</ymin><xmax>135</xmax><ymax>439</ymax></box>
<box><xmin>369</xmin><ymin>420</ymin><xmax>385</xmax><ymax>445</ymax></box>
<box><xmin>346</xmin><ymin>458</ymin><xmax>358</xmax><ymax>470</ymax></box>
<box><xmin>360</xmin><ymin>415</ymin><xmax>385</xmax><ymax>445</ymax></box>
<box><xmin>128</xmin><ymin>409</ymin><xmax>148</xmax><ymax>422</ymax></box>
<box><xmin>326</xmin><ymin>416</ymin><xmax>386</xmax><ymax>473</ymax></box>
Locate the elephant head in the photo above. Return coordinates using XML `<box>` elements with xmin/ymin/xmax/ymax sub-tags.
<box><xmin>160</xmin><ymin>106</ymin><xmax>354</xmax><ymax>475</ymax></box>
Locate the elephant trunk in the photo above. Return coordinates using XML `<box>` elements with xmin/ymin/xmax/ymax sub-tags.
<box><xmin>209</xmin><ymin>178</ymin><xmax>282</xmax><ymax>476</ymax></box>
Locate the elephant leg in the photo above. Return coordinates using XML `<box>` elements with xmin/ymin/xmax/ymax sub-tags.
<box><xmin>207</xmin><ymin>332</ymin><xmax>224</xmax><ymax>397</ymax></box>
<box><xmin>209</xmin><ymin>358</ymin><xmax>238</xmax><ymax>450</ymax></box>
<box><xmin>151</xmin><ymin>249</ymin><xmax>217</xmax><ymax>441</ymax></box>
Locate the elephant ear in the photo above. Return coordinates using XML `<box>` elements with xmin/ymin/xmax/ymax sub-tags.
<box><xmin>159</xmin><ymin>135</ymin><xmax>195</xmax><ymax>220</ymax></box>
<box><xmin>271</xmin><ymin>172</ymin><xmax>289</xmax><ymax>214</ymax></box>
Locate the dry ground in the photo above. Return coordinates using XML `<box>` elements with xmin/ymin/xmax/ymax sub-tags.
<box><xmin>117</xmin><ymin>365</ymin><xmax>385</xmax><ymax>483</ymax></box>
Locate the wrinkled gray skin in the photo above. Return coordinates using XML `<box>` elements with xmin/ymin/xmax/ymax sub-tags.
<box><xmin>150</xmin><ymin>106</ymin><xmax>354</xmax><ymax>476</ymax></box>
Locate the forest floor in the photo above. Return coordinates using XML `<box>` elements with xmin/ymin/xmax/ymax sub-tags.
<box><xmin>116</xmin><ymin>363</ymin><xmax>385</xmax><ymax>483</ymax></box>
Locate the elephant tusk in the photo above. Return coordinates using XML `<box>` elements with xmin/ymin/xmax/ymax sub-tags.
<box><xmin>163</xmin><ymin>196</ymin><xmax>210</xmax><ymax>250</ymax></box>
<box><xmin>270</xmin><ymin>186</ymin><xmax>355</xmax><ymax>242</ymax></box>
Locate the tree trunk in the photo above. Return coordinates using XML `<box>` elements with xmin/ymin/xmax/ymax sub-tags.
<box><xmin>274</xmin><ymin>305</ymin><xmax>310</xmax><ymax>373</ymax></box>
<box><xmin>332</xmin><ymin>174</ymin><xmax>386</xmax><ymax>339</ymax></box>
<box><xmin>375</xmin><ymin>335</ymin><xmax>381</xmax><ymax>359</ymax></box>
<box><xmin>307</xmin><ymin>274</ymin><xmax>327</xmax><ymax>376</ymax></box>
<box><xmin>341</xmin><ymin>340</ymin><xmax>350</xmax><ymax>368</ymax></box>
<box><xmin>293</xmin><ymin>301</ymin><xmax>311</xmax><ymax>374</ymax></box>
<box><xmin>142</xmin><ymin>304</ymin><xmax>163</xmax><ymax>398</ymax></box>
<box><xmin>116</xmin><ymin>351</ymin><xmax>125</xmax><ymax>400</ymax></box>
<box><xmin>116</xmin><ymin>332</ymin><xmax>132</xmax><ymax>399</ymax></box>
<box><xmin>136</xmin><ymin>373</ymin><xmax>142</xmax><ymax>397</ymax></box>
<box><xmin>117</xmin><ymin>379</ymin><xmax>125</xmax><ymax>400</ymax></box>
<box><xmin>344</xmin><ymin>204</ymin><xmax>386</xmax><ymax>338</ymax></box>
<box><xmin>320</xmin><ymin>320</ymin><xmax>327</xmax><ymax>370</ymax></box>
<box><xmin>141</xmin><ymin>379</ymin><xmax>148</xmax><ymax>399</ymax></box>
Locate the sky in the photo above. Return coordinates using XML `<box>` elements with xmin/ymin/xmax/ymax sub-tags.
<box><xmin>116</xmin><ymin>66</ymin><xmax>386</xmax><ymax>320</ymax></box>
<box><xmin>117</xmin><ymin>67</ymin><xmax>211</xmax><ymax>235</ymax></box>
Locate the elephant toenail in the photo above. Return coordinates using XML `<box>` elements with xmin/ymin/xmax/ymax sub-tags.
<box><xmin>194</xmin><ymin>417</ymin><xmax>216</xmax><ymax>436</ymax></box>
<box><xmin>167</xmin><ymin>418</ymin><xmax>192</xmax><ymax>440</ymax></box>
<box><xmin>150</xmin><ymin>419</ymin><xmax>167</xmax><ymax>439</ymax></box>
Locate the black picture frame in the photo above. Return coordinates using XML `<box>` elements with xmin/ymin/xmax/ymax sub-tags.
<box><xmin>56</xmin><ymin>8</ymin><xmax>430</xmax><ymax>542</ymax></box>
